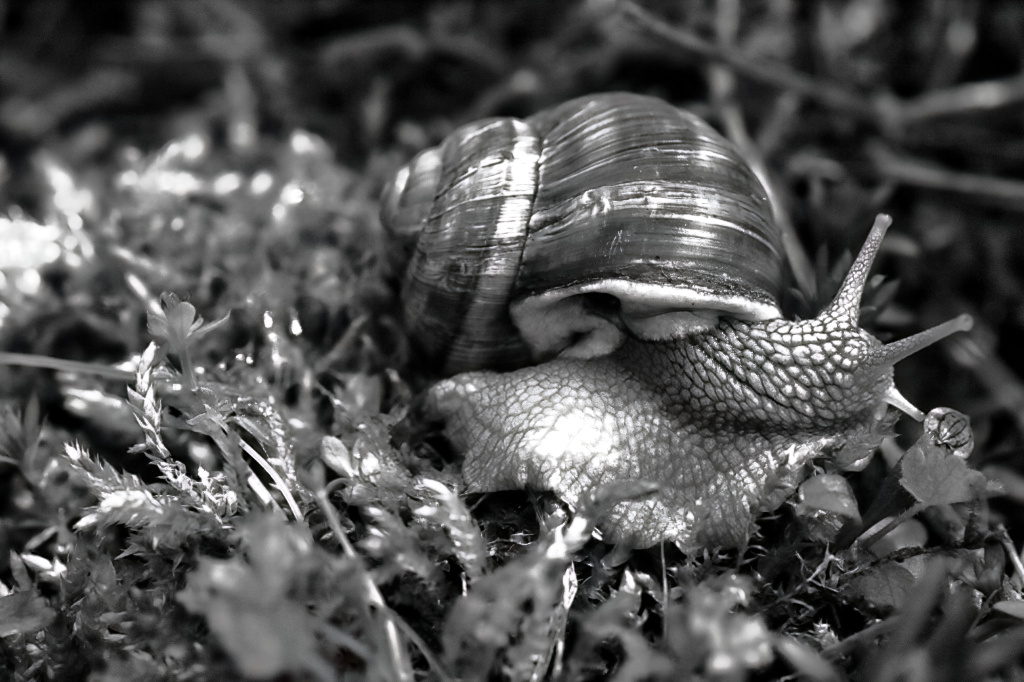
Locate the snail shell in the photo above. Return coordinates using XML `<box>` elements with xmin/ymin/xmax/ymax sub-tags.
<box><xmin>383</xmin><ymin>93</ymin><xmax>784</xmax><ymax>375</ymax></box>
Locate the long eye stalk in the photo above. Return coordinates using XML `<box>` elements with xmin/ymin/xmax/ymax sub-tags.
<box><xmin>823</xmin><ymin>214</ymin><xmax>972</xmax><ymax>420</ymax></box>
<box><xmin>874</xmin><ymin>314</ymin><xmax>974</xmax><ymax>369</ymax></box>
<box><xmin>879</xmin><ymin>314</ymin><xmax>973</xmax><ymax>420</ymax></box>
<box><xmin>824</xmin><ymin>213</ymin><xmax>894</xmax><ymax>322</ymax></box>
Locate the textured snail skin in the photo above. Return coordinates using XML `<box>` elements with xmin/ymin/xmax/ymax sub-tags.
<box><xmin>427</xmin><ymin>216</ymin><xmax>972</xmax><ymax>549</ymax></box>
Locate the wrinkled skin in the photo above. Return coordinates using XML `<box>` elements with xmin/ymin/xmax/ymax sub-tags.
<box><xmin>429</xmin><ymin>315</ymin><xmax>892</xmax><ymax>549</ymax></box>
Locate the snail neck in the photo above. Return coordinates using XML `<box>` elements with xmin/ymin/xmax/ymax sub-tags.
<box><xmin>618</xmin><ymin>301</ymin><xmax>971</xmax><ymax>432</ymax></box>
<box><xmin>614</xmin><ymin>213</ymin><xmax>973</xmax><ymax>430</ymax></box>
<box><xmin>618</xmin><ymin>316</ymin><xmax>892</xmax><ymax>433</ymax></box>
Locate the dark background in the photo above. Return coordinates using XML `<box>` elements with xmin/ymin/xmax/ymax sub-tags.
<box><xmin>1</xmin><ymin>1</ymin><xmax>1024</xmax><ymax>678</ymax></box>
<box><xmin>3</xmin><ymin>0</ymin><xmax>1021</xmax><ymax>476</ymax></box>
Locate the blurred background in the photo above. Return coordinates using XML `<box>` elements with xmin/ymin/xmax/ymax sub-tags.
<box><xmin>1</xmin><ymin>0</ymin><xmax>1023</xmax><ymax>519</ymax></box>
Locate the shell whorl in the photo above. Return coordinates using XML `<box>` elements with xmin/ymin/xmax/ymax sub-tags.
<box><xmin>382</xmin><ymin>92</ymin><xmax>785</xmax><ymax>376</ymax></box>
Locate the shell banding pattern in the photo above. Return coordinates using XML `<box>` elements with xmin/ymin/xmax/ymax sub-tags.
<box><xmin>382</xmin><ymin>92</ymin><xmax>786</xmax><ymax>376</ymax></box>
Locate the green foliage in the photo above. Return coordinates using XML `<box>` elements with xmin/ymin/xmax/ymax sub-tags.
<box><xmin>900</xmin><ymin>444</ymin><xmax>988</xmax><ymax>506</ymax></box>
<box><xmin>147</xmin><ymin>293</ymin><xmax>231</xmax><ymax>392</ymax></box>
<box><xmin>177</xmin><ymin>514</ymin><xmax>366</xmax><ymax>680</ymax></box>
<box><xmin>0</xmin><ymin>1</ymin><xmax>1021</xmax><ymax>680</ymax></box>
<box><xmin>0</xmin><ymin>592</ymin><xmax>55</xmax><ymax>639</ymax></box>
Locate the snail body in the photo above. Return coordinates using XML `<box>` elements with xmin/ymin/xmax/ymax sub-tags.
<box><xmin>384</xmin><ymin>93</ymin><xmax>971</xmax><ymax>549</ymax></box>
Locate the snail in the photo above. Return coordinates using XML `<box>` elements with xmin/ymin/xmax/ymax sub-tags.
<box><xmin>383</xmin><ymin>92</ymin><xmax>972</xmax><ymax>549</ymax></box>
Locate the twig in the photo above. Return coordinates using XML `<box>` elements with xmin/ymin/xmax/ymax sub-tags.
<box><xmin>996</xmin><ymin>524</ymin><xmax>1024</xmax><ymax>591</ymax></box>
<box><xmin>618</xmin><ymin>0</ymin><xmax>1024</xmax><ymax>133</ymax></box>
<box><xmin>320</xmin><ymin>24</ymin><xmax>506</xmax><ymax>78</ymax></box>
<box><xmin>897</xmin><ymin>73</ymin><xmax>1024</xmax><ymax>124</ymax></box>
<box><xmin>706</xmin><ymin>0</ymin><xmax>816</xmax><ymax>299</ymax></box>
<box><xmin>753</xmin><ymin>91</ymin><xmax>803</xmax><ymax>157</ymax></box>
<box><xmin>856</xmin><ymin>504</ymin><xmax>926</xmax><ymax>552</ymax></box>
<box><xmin>868</xmin><ymin>142</ymin><xmax>1024</xmax><ymax>211</ymax></box>
<box><xmin>616</xmin><ymin>0</ymin><xmax>879</xmax><ymax>121</ymax></box>
<box><xmin>0</xmin><ymin>352</ymin><xmax>134</xmax><ymax>381</ymax></box>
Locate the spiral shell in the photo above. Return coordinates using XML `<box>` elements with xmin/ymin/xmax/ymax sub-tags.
<box><xmin>383</xmin><ymin>92</ymin><xmax>785</xmax><ymax>375</ymax></box>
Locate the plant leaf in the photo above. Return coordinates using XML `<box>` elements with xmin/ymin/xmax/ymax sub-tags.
<box><xmin>794</xmin><ymin>473</ymin><xmax>861</xmax><ymax>542</ymax></box>
<box><xmin>846</xmin><ymin>562</ymin><xmax>917</xmax><ymax>611</ymax></box>
<box><xmin>900</xmin><ymin>446</ymin><xmax>988</xmax><ymax>506</ymax></box>
<box><xmin>993</xmin><ymin>601</ymin><xmax>1024</xmax><ymax>620</ymax></box>
<box><xmin>0</xmin><ymin>591</ymin><xmax>56</xmax><ymax>637</ymax></box>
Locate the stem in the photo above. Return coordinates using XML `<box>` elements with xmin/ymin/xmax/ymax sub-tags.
<box><xmin>0</xmin><ymin>351</ymin><xmax>134</xmax><ymax>381</ymax></box>
<box><xmin>996</xmin><ymin>524</ymin><xmax>1024</xmax><ymax>591</ymax></box>
<box><xmin>856</xmin><ymin>503</ymin><xmax>927</xmax><ymax>552</ymax></box>
<box><xmin>315</xmin><ymin>490</ymin><xmax>415</xmax><ymax>682</ymax></box>
<box><xmin>821</xmin><ymin>617</ymin><xmax>899</xmax><ymax>660</ymax></box>
<box><xmin>238</xmin><ymin>439</ymin><xmax>303</xmax><ymax>522</ymax></box>
<box><xmin>178</xmin><ymin>348</ymin><xmax>198</xmax><ymax>393</ymax></box>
